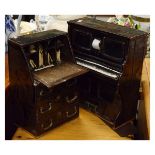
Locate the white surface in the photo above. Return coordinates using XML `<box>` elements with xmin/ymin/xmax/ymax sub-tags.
<box><xmin>14</xmin><ymin>20</ymin><xmax>37</xmax><ymax>35</ymax></box>
<box><xmin>92</xmin><ymin>39</ymin><xmax>101</xmax><ymax>50</ymax></box>
<box><xmin>45</xmin><ymin>15</ymin><xmax>86</xmax><ymax>32</ymax></box>
<box><xmin>45</xmin><ymin>20</ymin><xmax>68</xmax><ymax>32</ymax></box>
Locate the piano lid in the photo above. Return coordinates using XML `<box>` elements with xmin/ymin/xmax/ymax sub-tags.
<box><xmin>68</xmin><ymin>17</ymin><xmax>148</xmax><ymax>39</ymax></box>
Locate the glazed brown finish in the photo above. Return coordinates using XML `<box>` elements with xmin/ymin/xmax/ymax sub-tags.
<box><xmin>68</xmin><ymin>17</ymin><xmax>148</xmax><ymax>128</ymax></box>
<box><xmin>10</xmin><ymin>29</ymin><xmax>67</xmax><ymax>46</ymax></box>
<box><xmin>8</xmin><ymin>30</ymin><xmax>87</xmax><ymax>136</ymax></box>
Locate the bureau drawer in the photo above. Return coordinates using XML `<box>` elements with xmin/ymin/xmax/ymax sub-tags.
<box><xmin>37</xmin><ymin>85</ymin><xmax>79</xmax><ymax>105</ymax></box>
<box><xmin>36</xmin><ymin>95</ymin><xmax>79</xmax><ymax>120</ymax></box>
<box><xmin>34</xmin><ymin>111</ymin><xmax>63</xmax><ymax>136</ymax></box>
<box><xmin>62</xmin><ymin>78</ymin><xmax>79</xmax><ymax>104</ymax></box>
<box><xmin>36</xmin><ymin>98</ymin><xmax>62</xmax><ymax>119</ymax></box>
<box><xmin>35</xmin><ymin>84</ymin><xmax>53</xmax><ymax>100</ymax></box>
<box><xmin>64</xmin><ymin>91</ymin><xmax>79</xmax><ymax>105</ymax></box>
<box><xmin>36</xmin><ymin>84</ymin><xmax>64</xmax><ymax>102</ymax></box>
<box><xmin>35</xmin><ymin>77</ymin><xmax>78</xmax><ymax>100</ymax></box>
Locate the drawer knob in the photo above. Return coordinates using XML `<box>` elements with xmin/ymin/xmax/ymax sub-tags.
<box><xmin>40</xmin><ymin>102</ymin><xmax>52</xmax><ymax>114</ymax></box>
<box><xmin>41</xmin><ymin>119</ymin><xmax>53</xmax><ymax>131</ymax></box>
<box><xmin>66</xmin><ymin>94</ymin><xmax>78</xmax><ymax>104</ymax></box>
<box><xmin>39</xmin><ymin>90</ymin><xmax>44</xmax><ymax>96</ymax></box>
<box><xmin>66</xmin><ymin>106</ymin><xmax>77</xmax><ymax>118</ymax></box>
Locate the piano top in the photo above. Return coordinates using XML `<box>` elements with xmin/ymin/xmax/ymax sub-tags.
<box><xmin>9</xmin><ymin>29</ymin><xmax>67</xmax><ymax>47</ymax></box>
<box><xmin>68</xmin><ymin>17</ymin><xmax>148</xmax><ymax>39</ymax></box>
<box><xmin>33</xmin><ymin>62</ymin><xmax>88</xmax><ymax>88</ymax></box>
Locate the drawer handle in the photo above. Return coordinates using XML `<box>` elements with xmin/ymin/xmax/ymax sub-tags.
<box><xmin>66</xmin><ymin>95</ymin><xmax>78</xmax><ymax>104</ymax></box>
<box><xmin>39</xmin><ymin>90</ymin><xmax>44</xmax><ymax>96</ymax></box>
<box><xmin>40</xmin><ymin>102</ymin><xmax>52</xmax><ymax>114</ymax></box>
<box><xmin>66</xmin><ymin>106</ymin><xmax>77</xmax><ymax>118</ymax></box>
<box><xmin>41</xmin><ymin>119</ymin><xmax>53</xmax><ymax>131</ymax></box>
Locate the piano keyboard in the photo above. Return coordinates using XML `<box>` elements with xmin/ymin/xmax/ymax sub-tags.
<box><xmin>76</xmin><ymin>57</ymin><xmax>120</xmax><ymax>80</ymax></box>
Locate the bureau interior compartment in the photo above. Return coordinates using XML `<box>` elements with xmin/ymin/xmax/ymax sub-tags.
<box><xmin>24</xmin><ymin>35</ymin><xmax>74</xmax><ymax>72</ymax></box>
<box><xmin>22</xmin><ymin>33</ymin><xmax>88</xmax><ymax>88</ymax></box>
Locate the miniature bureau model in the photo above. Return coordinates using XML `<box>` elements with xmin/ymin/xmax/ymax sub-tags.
<box><xmin>68</xmin><ymin>17</ymin><xmax>148</xmax><ymax>128</ymax></box>
<box><xmin>8</xmin><ymin>30</ymin><xmax>87</xmax><ymax>136</ymax></box>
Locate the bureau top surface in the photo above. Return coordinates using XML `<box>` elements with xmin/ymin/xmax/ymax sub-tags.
<box><xmin>33</xmin><ymin>62</ymin><xmax>88</xmax><ymax>88</ymax></box>
<box><xmin>9</xmin><ymin>29</ymin><xmax>67</xmax><ymax>46</ymax></box>
<box><xmin>68</xmin><ymin>17</ymin><xmax>147</xmax><ymax>39</ymax></box>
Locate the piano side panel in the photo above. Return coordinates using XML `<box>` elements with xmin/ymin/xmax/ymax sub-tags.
<box><xmin>115</xmin><ymin>36</ymin><xmax>147</xmax><ymax>127</ymax></box>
